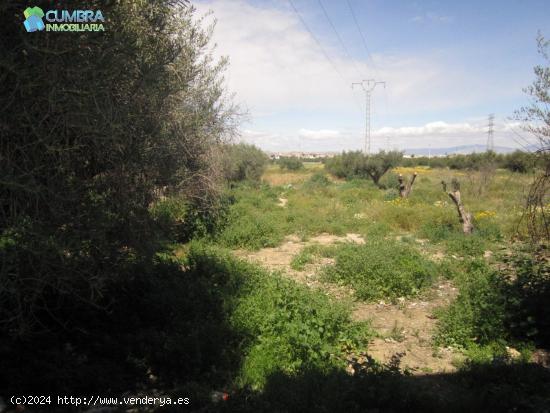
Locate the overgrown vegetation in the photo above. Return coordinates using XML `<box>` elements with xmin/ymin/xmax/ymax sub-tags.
<box><xmin>221</xmin><ymin>143</ymin><xmax>269</xmax><ymax>183</ymax></box>
<box><xmin>323</xmin><ymin>239</ymin><xmax>438</xmax><ymax>301</ymax></box>
<box><xmin>278</xmin><ymin>156</ymin><xmax>304</xmax><ymax>171</ymax></box>
<box><xmin>435</xmin><ymin>247</ymin><xmax>550</xmax><ymax>359</ymax></box>
<box><xmin>0</xmin><ymin>1</ymin><xmax>239</xmax><ymax>341</ymax></box>
<box><xmin>185</xmin><ymin>243</ymin><xmax>372</xmax><ymax>390</ymax></box>
<box><xmin>401</xmin><ymin>150</ymin><xmax>539</xmax><ymax>173</ymax></box>
<box><xmin>325</xmin><ymin>150</ymin><xmax>403</xmax><ymax>188</ymax></box>
<box><xmin>2</xmin><ymin>1</ymin><xmax>548</xmax><ymax>411</ymax></box>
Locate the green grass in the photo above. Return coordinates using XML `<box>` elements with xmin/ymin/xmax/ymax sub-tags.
<box><xmin>434</xmin><ymin>260</ymin><xmax>507</xmax><ymax>349</ymax></box>
<box><xmin>184</xmin><ymin>242</ymin><xmax>372</xmax><ymax>389</ymax></box>
<box><xmin>217</xmin><ymin>184</ymin><xmax>287</xmax><ymax>249</ymax></box>
<box><xmin>434</xmin><ymin>249</ymin><xmax>549</xmax><ymax>361</ymax></box>
<box><xmin>208</xmin><ymin>165</ymin><xmax>541</xmax><ymax>372</ymax></box>
<box><xmin>322</xmin><ymin>239</ymin><xmax>438</xmax><ymax>301</ymax></box>
<box><xmin>146</xmin><ymin>165</ymin><xmax>544</xmax><ymax>410</ymax></box>
<box><xmin>290</xmin><ymin>244</ymin><xmax>338</xmax><ymax>271</ymax></box>
<box><xmin>215</xmin><ymin>166</ymin><xmax>529</xmax><ymax>251</ymax></box>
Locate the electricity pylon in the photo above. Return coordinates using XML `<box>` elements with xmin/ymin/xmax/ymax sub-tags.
<box><xmin>487</xmin><ymin>113</ymin><xmax>494</xmax><ymax>152</ymax></box>
<box><xmin>352</xmin><ymin>79</ymin><xmax>385</xmax><ymax>154</ymax></box>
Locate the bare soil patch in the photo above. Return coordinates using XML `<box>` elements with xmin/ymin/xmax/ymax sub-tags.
<box><xmin>352</xmin><ymin>281</ymin><xmax>459</xmax><ymax>374</ymax></box>
<box><xmin>234</xmin><ymin>233</ymin><xmax>461</xmax><ymax>374</ymax></box>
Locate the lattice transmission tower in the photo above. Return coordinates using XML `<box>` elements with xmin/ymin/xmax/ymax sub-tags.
<box><xmin>352</xmin><ymin>79</ymin><xmax>385</xmax><ymax>154</ymax></box>
<box><xmin>487</xmin><ymin>113</ymin><xmax>495</xmax><ymax>152</ymax></box>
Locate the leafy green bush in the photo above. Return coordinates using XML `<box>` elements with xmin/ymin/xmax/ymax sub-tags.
<box><xmin>379</xmin><ymin>171</ymin><xmax>400</xmax><ymax>190</ymax></box>
<box><xmin>435</xmin><ymin>260</ymin><xmax>507</xmax><ymax>349</ymax></box>
<box><xmin>500</xmin><ymin>248</ymin><xmax>550</xmax><ymax>347</ymax></box>
<box><xmin>185</xmin><ymin>242</ymin><xmax>371</xmax><ymax>389</ymax></box>
<box><xmin>150</xmin><ymin>195</ymin><xmax>232</xmax><ymax>241</ymax></box>
<box><xmin>217</xmin><ymin>185</ymin><xmax>286</xmax><ymax>249</ymax></box>
<box><xmin>278</xmin><ymin>156</ymin><xmax>303</xmax><ymax>171</ymax></box>
<box><xmin>221</xmin><ymin>143</ymin><xmax>269</xmax><ymax>182</ymax></box>
<box><xmin>1</xmin><ymin>0</ymin><xmax>238</xmax><ymax>345</ymax></box>
<box><xmin>323</xmin><ymin>240</ymin><xmax>438</xmax><ymax>301</ymax></box>
<box><xmin>219</xmin><ymin>212</ymin><xmax>285</xmax><ymax>249</ymax></box>
<box><xmin>383</xmin><ymin>188</ymin><xmax>400</xmax><ymax>201</ymax></box>
<box><xmin>303</xmin><ymin>172</ymin><xmax>331</xmax><ymax>189</ymax></box>
<box><xmin>437</xmin><ymin>248</ymin><xmax>550</xmax><ymax>356</ymax></box>
<box><xmin>502</xmin><ymin>150</ymin><xmax>534</xmax><ymax>173</ymax></box>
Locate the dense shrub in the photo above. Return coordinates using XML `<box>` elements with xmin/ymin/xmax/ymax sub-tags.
<box><xmin>502</xmin><ymin>150</ymin><xmax>534</xmax><ymax>173</ymax></box>
<box><xmin>324</xmin><ymin>151</ymin><xmax>361</xmax><ymax>179</ymax></box>
<box><xmin>435</xmin><ymin>260</ymin><xmax>507</xmax><ymax>348</ymax></box>
<box><xmin>322</xmin><ymin>239</ymin><xmax>438</xmax><ymax>301</ymax></box>
<box><xmin>217</xmin><ymin>185</ymin><xmax>286</xmax><ymax>249</ymax></box>
<box><xmin>186</xmin><ymin>243</ymin><xmax>371</xmax><ymax>389</ymax></box>
<box><xmin>400</xmin><ymin>151</ymin><xmax>538</xmax><ymax>173</ymax></box>
<box><xmin>379</xmin><ymin>171</ymin><xmax>400</xmax><ymax>190</ymax></box>
<box><xmin>302</xmin><ymin>172</ymin><xmax>331</xmax><ymax>190</ymax></box>
<box><xmin>500</xmin><ymin>248</ymin><xmax>550</xmax><ymax>347</ymax></box>
<box><xmin>221</xmin><ymin>143</ymin><xmax>269</xmax><ymax>182</ymax></box>
<box><xmin>150</xmin><ymin>194</ymin><xmax>232</xmax><ymax>242</ymax></box>
<box><xmin>278</xmin><ymin>156</ymin><xmax>304</xmax><ymax>171</ymax></box>
<box><xmin>1</xmin><ymin>241</ymin><xmax>371</xmax><ymax>394</ymax></box>
<box><xmin>436</xmin><ymin>249</ymin><xmax>550</xmax><ymax>350</ymax></box>
<box><xmin>0</xmin><ymin>1</ymin><xmax>239</xmax><ymax>341</ymax></box>
<box><xmin>325</xmin><ymin>151</ymin><xmax>403</xmax><ymax>188</ymax></box>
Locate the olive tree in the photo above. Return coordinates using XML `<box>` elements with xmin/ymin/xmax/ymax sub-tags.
<box><xmin>0</xmin><ymin>0</ymin><xmax>239</xmax><ymax>337</ymax></box>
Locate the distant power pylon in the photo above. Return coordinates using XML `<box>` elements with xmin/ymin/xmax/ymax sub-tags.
<box><xmin>487</xmin><ymin>113</ymin><xmax>494</xmax><ymax>152</ymax></box>
<box><xmin>352</xmin><ymin>79</ymin><xmax>385</xmax><ymax>154</ymax></box>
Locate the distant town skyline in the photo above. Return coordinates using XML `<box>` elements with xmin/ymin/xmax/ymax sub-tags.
<box><xmin>195</xmin><ymin>0</ymin><xmax>548</xmax><ymax>152</ymax></box>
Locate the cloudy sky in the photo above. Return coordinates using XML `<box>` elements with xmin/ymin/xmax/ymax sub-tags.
<box><xmin>194</xmin><ymin>0</ymin><xmax>548</xmax><ymax>152</ymax></box>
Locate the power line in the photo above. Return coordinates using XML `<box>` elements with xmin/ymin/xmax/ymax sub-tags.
<box><xmin>345</xmin><ymin>0</ymin><xmax>379</xmax><ymax>76</ymax></box>
<box><xmin>500</xmin><ymin>117</ymin><xmax>535</xmax><ymax>152</ymax></box>
<box><xmin>288</xmin><ymin>0</ymin><xmax>362</xmax><ymax>113</ymax></box>
<box><xmin>317</xmin><ymin>0</ymin><xmax>363</xmax><ymax>79</ymax></box>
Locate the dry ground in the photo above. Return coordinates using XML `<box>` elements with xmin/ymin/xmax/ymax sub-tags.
<box><xmin>234</xmin><ymin>233</ymin><xmax>461</xmax><ymax>374</ymax></box>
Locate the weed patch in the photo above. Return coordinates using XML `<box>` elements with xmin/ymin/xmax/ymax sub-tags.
<box><xmin>290</xmin><ymin>244</ymin><xmax>338</xmax><ymax>271</ymax></box>
<box><xmin>185</xmin><ymin>242</ymin><xmax>372</xmax><ymax>389</ymax></box>
<box><xmin>322</xmin><ymin>240</ymin><xmax>438</xmax><ymax>301</ymax></box>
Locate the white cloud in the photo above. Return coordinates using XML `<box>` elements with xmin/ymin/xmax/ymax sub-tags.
<box><xmin>374</xmin><ymin>121</ymin><xmax>480</xmax><ymax>137</ymax></box>
<box><xmin>194</xmin><ymin>0</ymin><xmax>531</xmax><ymax>152</ymax></box>
<box><xmin>371</xmin><ymin>120</ymin><xmax>538</xmax><ymax>151</ymax></box>
<box><xmin>410</xmin><ymin>12</ymin><xmax>452</xmax><ymax>24</ymax></box>
<box><xmin>239</xmin><ymin>120</ymin><xmax>537</xmax><ymax>152</ymax></box>
<box><xmin>195</xmin><ymin>0</ymin><xmax>488</xmax><ymax>117</ymax></box>
<box><xmin>298</xmin><ymin>128</ymin><xmax>341</xmax><ymax>140</ymax></box>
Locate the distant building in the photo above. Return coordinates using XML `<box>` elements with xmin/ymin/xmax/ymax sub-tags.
<box><xmin>268</xmin><ymin>151</ymin><xmax>337</xmax><ymax>160</ymax></box>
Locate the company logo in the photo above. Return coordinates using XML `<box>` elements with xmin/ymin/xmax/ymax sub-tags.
<box><xmin>23</xmin><ymin>6</ymin><xmax>45</xmax><ymax>32</ymax></box>
<box><xmin>23</xmin><ymin>6</ymin><xmax>105</xmax><ymax>32</ymax></box>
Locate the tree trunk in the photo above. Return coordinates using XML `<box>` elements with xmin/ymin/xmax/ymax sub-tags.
<box><xmin>398</xmin><ymin>172</ymin><xmax>417</xmax><ymax>198</ymax></box>
<box><xmin>447</xmin><ymin>190</ymin><xmax>474</xmax><ymax>234</ymax></box>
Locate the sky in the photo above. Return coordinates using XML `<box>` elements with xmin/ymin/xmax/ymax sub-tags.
<box><xmin>194</xmin><ymin>0</ymin><xmax>549</xmax><ymax>153</ymax></box>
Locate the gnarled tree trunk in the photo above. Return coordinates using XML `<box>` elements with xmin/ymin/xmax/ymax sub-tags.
<box><xmin>398</xmin><ymin>172</ymin><xmax>417</xmax><ymax>198</ymax></box>
<box><xmin>444</xmin><ymin>179</ymin><xmax>474</xmax><ymax>234</ymax></box>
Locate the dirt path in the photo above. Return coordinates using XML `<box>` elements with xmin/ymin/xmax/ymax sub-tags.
<box><xmin>234</xmin><ymin>233</ymin><xmax>461</xmax><ymax>374</ymax></box>
<box><xmin>234</xmin><ymin>233</ymin><xmax>362</xmax><ymax>298</ymax></box>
